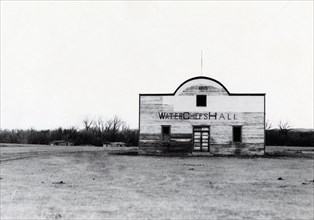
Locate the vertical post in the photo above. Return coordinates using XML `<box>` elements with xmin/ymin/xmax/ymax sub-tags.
<box><xmin>201</xmin><ymin>50</ymin><xmax>203</xmax><ymax>76</ymax></box>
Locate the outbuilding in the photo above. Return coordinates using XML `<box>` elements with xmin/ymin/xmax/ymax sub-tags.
<box><xmin>103</xmin><ymin>142</ymin><xmax>126</xmax><ymax>147</ymax></box>
<box><xmin>50</xmin><ymin>140</ymin><xmax>74</xmax><ymax>146</ymax></box>
<box><xmin>138</xmin><ymin>76</ymin><xmax>265</xmax><ymax>156</ymax></box>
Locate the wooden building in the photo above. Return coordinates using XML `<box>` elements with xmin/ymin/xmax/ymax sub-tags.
<box><xmin>103</xmin><ymin>142</ymin><xmax>126</xmax><ymax>147</ymax></box>
<box><xmin>50</xmin><ymin>140</ymin><xmax>74</xmax><ymax>146</ymax></box>
<box><xmin>138</xmin><ymin>76</ymin><xmax>265</xmax><ymax>156</ymax></box>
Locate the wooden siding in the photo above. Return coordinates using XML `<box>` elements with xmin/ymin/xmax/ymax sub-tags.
<box><xmin>165</xmin><ymin>96</ymin><xmax>264</xmax><ymax>112</ymax></box>
<box><xmin>178</xmin><ymin>84</ymin><xmax>227</xmax><ymax>96</ymax></box>
<box><xmin>210</xmin><ymin>143</ymin><xmax>264</xmax><ymax>155</ymax></box>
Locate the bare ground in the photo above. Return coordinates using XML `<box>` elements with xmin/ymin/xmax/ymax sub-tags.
<box><xmin>0</xmin><ymin>145</ymin><xmax>314</xmax><ymax>220</ymax></box>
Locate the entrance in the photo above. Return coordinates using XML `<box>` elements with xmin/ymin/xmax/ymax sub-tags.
<box><xmin>193</xmin><ymin>126</ymin><xmax>210</xmax><ymax>152</ymax></box>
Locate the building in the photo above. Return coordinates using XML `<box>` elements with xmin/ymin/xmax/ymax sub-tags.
<box><xmin>50</xmin><ymin>140</ymin><xmax>74</xmax><ymax>146</ymax></box>
<box><xmin>138</xmin><ymin>76</ymin><xmax>265</xmax><ymax>156</ymax></box>
<box><xmin>103</xmin><ymin>142</ymin><xmax>126</xmax><ymax>147</ymax></box>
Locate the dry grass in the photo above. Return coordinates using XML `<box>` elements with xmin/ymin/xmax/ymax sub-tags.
<box><xmin>1</xmin><ymin>145</ymin><xmax>314</xmax><ymax>219</ymax></box>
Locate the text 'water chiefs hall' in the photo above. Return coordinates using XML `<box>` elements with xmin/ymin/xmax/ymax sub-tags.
<box><xmin>138</xmin><ymin>76</ymin><xmax>265</xmax><ymax>156</ymax></box>
<box><xmin>158</xmin><ymin>112</ymin><xmax>237</xmax><ymax>120</ymax></box>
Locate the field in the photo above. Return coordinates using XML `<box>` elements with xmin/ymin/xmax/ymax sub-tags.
<box><xmin>1</xmin><ymin>145</ymin><xmax>314</xmax><ymax>220</ymax></box>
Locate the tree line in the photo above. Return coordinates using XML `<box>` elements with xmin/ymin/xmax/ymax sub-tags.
<box><xmin>265</xmin><ymin>121</ymin><xmax>314</xmax><ymax>147</ymax></box>
<box><xmin>0</xmin><ymin>116</ymin><xmax>139</xmax><ymax>146</ymax></box>
<box><xmin>0</xmin><ymin>119</ymin><xmax>313</xmax><ymax>147</ymax></box>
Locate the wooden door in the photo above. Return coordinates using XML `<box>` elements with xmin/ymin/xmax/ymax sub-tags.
<box><xmin>193</xmin><ymin>126</ymin><xmax>210</xmax><ymax>152</ymax></box>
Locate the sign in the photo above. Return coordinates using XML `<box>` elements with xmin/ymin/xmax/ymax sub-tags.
<box><xmin>158</xmin><ymin>112</ymin><xmax>237</xmax><ymax>120</ymax></box>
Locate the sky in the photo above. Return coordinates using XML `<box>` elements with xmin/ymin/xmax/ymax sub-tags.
<box><xmin>0</xmin><ymin>1</ymin><xmax>313</xmax><ymax>130</ymax></box>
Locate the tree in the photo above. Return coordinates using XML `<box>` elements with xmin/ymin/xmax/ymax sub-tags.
<box><xmin>265</xmin><ymin>120</ymin><xmax>272</xmax><ymax>130</ymax></box>
<box><xmin>110</xmin><ymin>116</ymin><xmax>125</xmax><ymax>141</ymax></box>
<box><xmin>278</xmin><ymin>121</ymin><xmax>292</xmax><ymax>137</ymax></box>
<box><xmin>278</xmin><ymin>121</ymin><xmax>291</xmax><ymax>131</ymax></box>
<box><xmin>83</xmin><ymin>117</ymin><xmax>94</xmax><ymax>131</ymax></box>
<box><xmin>95</xmin><ymin>116</ymin><xmax>105</xmax><ymax>133</ymax></box>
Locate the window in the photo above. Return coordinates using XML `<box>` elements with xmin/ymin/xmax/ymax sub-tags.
<box><xmin>161</xmin><ymin>125</ymin><xmax>171</xmax><ymax>141</ymax></box>
<box><xmin>233</xmin><ymin>126</ymin><xmax>242</xmax><ymax>142</ymax></box>
<box><xmin>196</xmin><ymin>95</ymin><xmax>207</xmax><ymax>107</ymax></box>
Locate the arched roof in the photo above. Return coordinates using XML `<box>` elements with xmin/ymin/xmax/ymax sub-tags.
<box><xmin>173</xmin><ymin>76</ymin><xmax>230</xmax><ymax>95</ymax></box>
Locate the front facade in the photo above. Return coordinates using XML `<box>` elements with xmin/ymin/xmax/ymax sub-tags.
<box><xmin>139</xmin><ymin>76</ymin><xmax>265</xmax><ymax>156</ymax></box>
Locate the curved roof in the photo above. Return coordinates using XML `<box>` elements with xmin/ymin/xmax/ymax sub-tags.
<box><xmin>173</xmin><ymin>76</ymin><xmax>230</xmax><ymax>95</ymax></box>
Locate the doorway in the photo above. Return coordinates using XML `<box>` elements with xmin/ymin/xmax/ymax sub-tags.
<box><xmin>193</xmin><ymin>126</ymin><xmax>210</xmax><ymax>152</ymax></box>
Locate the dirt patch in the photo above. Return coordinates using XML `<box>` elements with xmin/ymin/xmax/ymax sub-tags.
<box><xmin>52</xmin><ymin>181</ymin><xmax>66</xmax><ymax>184</ymax></box>
<box><xmin>1</xmin><ymin>145</ymin><xmax>313</xmax><ymax>219</ymax></box>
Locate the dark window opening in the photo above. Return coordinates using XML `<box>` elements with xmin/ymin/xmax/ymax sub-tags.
<box><xmin>196</xmin><ymin>95</ymin><xmax>207</xmax><ymax>107</ymax></box>
<box><xmin>162</xmin><ymin>126</ymin><xmax>171</xmax><ymax>141</ymax></box>
<box><xmin>233</xmin><ymin>126</ymin><xmax>242</xmax><ymax>142</ymax></box>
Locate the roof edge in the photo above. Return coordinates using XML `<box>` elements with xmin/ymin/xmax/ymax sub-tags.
<box><xmin>139</xmin><ymin>76</ymin><xmax>265</xmax><ymax>96</ymax></box>
<box><xmin>173</xmin><ymin>76</ymin><xmax>231</xmax><ymax>95</ymax></box>
<box><xmin>139</xmin><ymin>93</ymin><xmax>265</xmax><ymax>96</ymax></box>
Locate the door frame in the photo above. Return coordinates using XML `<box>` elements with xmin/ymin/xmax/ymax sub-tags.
<box><xmin>192</xmin><ymin>125</ymin><xmax>210</xmax><ymax>152</ymax></box>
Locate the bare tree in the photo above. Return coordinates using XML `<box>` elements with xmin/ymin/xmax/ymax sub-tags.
<box><xmin>112</xmin><ymin>115</ymin><xmax>125</xmax><ymax>133</ymax></box>
<box><xmin>278</xmin><ymin>121</ymin><xmax>291</xmax><ymax>130</ymax></box>
<box><xmin>83</xmin><ymin>117</ymin><xmax>94</xmax><ymax>131</ymax></box>
<box><xmin>105</xmin><ymin>119</ymin><xmax>113</xmax><ymax>132</ymax></box>
<box><xmin>278</xmin><ymin>121</ymin><xmax>292</xmax><ymax>136</ymax></box>
<box><xmin>265</xmin><ymin>120</ymin><xmax>272</xmax><ymax>130</ymax></box>
<box><xmin>104</xmin><ymin>116</ymin><xmax>125</xmax><ymax>141</ymax></box>
<box><xmin>121</xmin><ymin>123</ymin><xmax>130</xmax><ymax>132</ymax></box>
<box><xmin>94</xmin><ymin>116</ymin><xmax>105</xmax><ymax>133</ymax></box>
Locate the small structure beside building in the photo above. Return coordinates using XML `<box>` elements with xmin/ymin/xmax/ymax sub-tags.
<box><xmin>103</xmin><ymin>142</ymin><xmax>126</xmax><ymax>147</ymax></box>
<box><xmin>50</xmin><ymin>140</ymin><xmax>74</xmax><ymax>146</ymax></box>
<box><xmin>138</xmin><ymin>76</ymin><xmax>265</xmax><ymax>156</ymax></box>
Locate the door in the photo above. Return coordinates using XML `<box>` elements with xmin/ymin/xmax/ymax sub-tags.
<box><xmin>193</xmin><ymin>126</ymin><xmax>210</xmax><ymax>152</ymax></box>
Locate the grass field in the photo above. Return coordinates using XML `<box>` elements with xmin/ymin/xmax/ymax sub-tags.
<box><xmin>1</xmin><ymin>145</ymin><xmax>314</xmax><ymax>220</ymax></box>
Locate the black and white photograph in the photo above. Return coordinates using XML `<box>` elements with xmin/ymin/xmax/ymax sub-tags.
<box><xmin>0</xmin><ymin>1</ymin><xmax>313</xmax><ymax>219</ymax></box>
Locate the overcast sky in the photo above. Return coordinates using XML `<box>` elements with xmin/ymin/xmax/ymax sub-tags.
<box><xmin>1</xmin><ymin>1</ymin><xmax>313</xmax><ymax>130</ymax></box>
